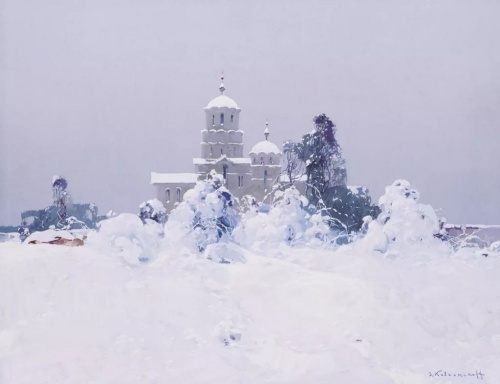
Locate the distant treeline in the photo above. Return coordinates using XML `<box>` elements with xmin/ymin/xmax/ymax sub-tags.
<box><xmin>0</xmin><ymin>226</ymin><xmax>18</xmax><ymax>233</ymax></box>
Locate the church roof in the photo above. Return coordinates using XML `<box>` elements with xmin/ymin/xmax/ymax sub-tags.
<box><xmin>193</xmin><ymin>156</ymin><xmax>251</xmax><ymax>165</ymax></box>
<box><xmin>249</xmin><ymin>140</ymin><xmax>281</xmax><ymax>155</ymax></box>
<box><xmin>150</xmin><ymin>172</ymin><xmax>200</xmax><ymax>184</ymax></box>
<box><xmin>204</xmin><ymin>94</ymin><xmax>240</xmax><ymax>110</ymax></box>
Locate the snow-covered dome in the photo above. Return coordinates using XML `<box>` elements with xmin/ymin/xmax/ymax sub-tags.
<box><xmin>205</xmin><ymin>94</ymin><xmax>240</xmax><ymax>110</ymax></box>
<box><xmin>204</xmin><ymin>76</ymin><xmax>240</xmax><ymax>110</ymax></box>
<box><xmin>249</xmin><ymin>140</ymin><xmax>281</xmax><ymax>155</ymax></box>
<box><xmin>250</xmin><ymin>122</ymin><xmax>281</xmax><ymax>154</ymax></box>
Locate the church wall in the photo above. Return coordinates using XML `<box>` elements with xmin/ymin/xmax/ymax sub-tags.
<box><xmin>155</xmin><ymin>182</ymin><xmax>197</xmax><ymax>212</ymax></box>
<box><xmin>250</xmin><ymin>153</ymin><xmax>282</xmax><ymax>166</ymax></box>
<box><xmin>205</xmin><ymin>107</ymin><xmax>240</xmax><ymax>131</ymax></box>
<box><xmin>200</xmin><ymin>143</ymin><xmax>244</xmax><ymax>158</ymax></box>
<box><xmin>245</xmin><ymin>181</ymin><xmax>274</xmax><ymax>204</ymax></box>
<box><xmin>250</xmin><ymin>165</ymin><xmax>282</xmax><ymax>184</ymax></box>
<box><xmin>201</xmin><ymin>130</ymin><xmax>243</xmax><ymax>145</ymax></box>
<box><xmin>227</xmin><ymin>131</ymin><xmax>243</xmax><ymax>143</ymax></box>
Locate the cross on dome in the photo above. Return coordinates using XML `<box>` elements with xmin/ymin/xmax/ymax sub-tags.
<box><xmin>205</xmin><ymin>72</ymin><xmax>240</xmax><ymax>110</ymax></box>
<box><xmin>219</xmin><ymin>72</ymin><xmax>225</xmax><ymax>95</ymax></box>
<box><xmin>264</xmin><ymin>120</ymin><xmax>270</xmax><ymax>141</ymax></box>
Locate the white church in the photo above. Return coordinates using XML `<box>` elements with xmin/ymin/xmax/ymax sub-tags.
<box><xmin>151</xmin><ymin>77</ymin><xmax>283</xmax><ymax>212</ymax></box>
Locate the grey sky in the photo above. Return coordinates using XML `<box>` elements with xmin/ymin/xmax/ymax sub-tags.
<box><xmin>1</xmin><ymin>0</ymin><xmax>499</xmax><ymax>225</ymax></box>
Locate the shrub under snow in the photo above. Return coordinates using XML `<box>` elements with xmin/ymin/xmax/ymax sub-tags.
<box><xmin>358</xmin><ymin>179</ymin><xmax>441</xmax><ymax>254</ymax></box>
<box><xmin>233</xmin><ymin>186</ymin><xmax>332</xmax><ymax>250</ymax></box>
<box><xmin>85</xmin><ymin>213</ymin><xmax>164</xmax><ymax>264</ymax></box>
<box><xmin>139</xmin><ymin>198</ymin><xmax>167</xmax><ymax>224</ymax></box>
<box><xmin>164</xmin><ymin>171</ymin><xmax>238</xmax><ymax>253</ymax></box>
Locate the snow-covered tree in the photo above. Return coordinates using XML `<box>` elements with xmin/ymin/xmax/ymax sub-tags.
<box><xmin>282</xmin><ymin>114</ymin><xmax>378</xmax><ymax>233</ymax></box>
<box><xmin>233</xmin><ymin>186</ymin><xmax>333</xmax><ymax>249</ymax></box>
<box><xmin>321</xmin><ymin>185</ymin><xmax>381</xmax><ymax>233</ymax></box>
<box><xmin>353</xmin><ymin>180</ymin><xmax>444</xmax><ymax>257</ymax></box>
<box><xmin>282</xmin><ymin>140</ymin><xmax>304</xmax><ymax>186</ymax></box>
<box><xmin>292</xmin><ymin>114</ymin><xmax>347</xmax><ymax>202</ymax></box>
<box><xmin>166</xmin><ymin>171</ymin><xmax>239</xmax><ymax>251</ymax></box>
<box><xmin>367</xmin><ymin>179</ymin><xmax>440</xmax><ymax>248</ymax></box>
<box><xmin>18</xmin><ymin>176</ymin><xmax>105</xmax><ymax>239</ymax></box>
<box><xmin>139</xmin><ymin>198</ymin><xmax>167</xmax><ymax>224</ymax></box>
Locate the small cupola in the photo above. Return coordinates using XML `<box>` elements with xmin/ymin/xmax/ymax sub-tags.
<box><xmin>249</xmin><ymin>121</ymin><xmax>282</xmax><ymax>165</ymax></box>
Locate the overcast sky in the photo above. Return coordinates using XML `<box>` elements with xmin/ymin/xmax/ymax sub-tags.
<box><xmin>1</xmin><ymin>0</ymin><xmax>499</xmax><ymax>226</ymax></box>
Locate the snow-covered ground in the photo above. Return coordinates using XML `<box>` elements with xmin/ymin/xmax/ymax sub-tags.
<box><xmin>2</xmin><ymin>179</ymin><xmax>499</xmax><ymax>383</ymax></box>
<box><xmin>1</xmin><ymin>236</ymin><xmax>499</xmax><ymax>383</ymax></box>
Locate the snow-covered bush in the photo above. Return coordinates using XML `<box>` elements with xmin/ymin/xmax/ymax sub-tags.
<box><xmin>164</xmin><ymin>171</ymin><xmax>239</xmax><ymax>252</ymax></box>
<box><xmin>139</xmin><ymin>198</ymin><xmax>167</xmax><ymax>224</ymax></box>
<box><xmin>378</xmin><ymin>179</ymin><xmax>439</xmax><ymax>243</ymax></box>
<box><xmin>358</xmin><ymin>180</ymin><xmax>440</xmax><ymax>254</ymax></box>
<box><xmin>85</xmin><ymin>213</ymin><xmax>164</xmax><ymax>264</ymax></box>
<box><xmin>234</xmin><ymin>186</ymin><xmax>332</xmax><ymax>250</ymax></box>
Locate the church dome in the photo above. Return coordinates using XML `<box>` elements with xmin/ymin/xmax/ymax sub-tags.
<box><xmin>250</xmin><ymin>140</ymin><xmax>281</xmax><ymax>155</ymax></box>
<box><xmin>205</xmin><ymin>94</ymin><xmax>240</xmax><ymax>110</ymax></box>
<box><xmin>249</xmin><ymin>121</ymin><xmax>281</xmax><ymax>155</ymax></box>
<box><xmin>204</xmin><ymin>75</ymin><xmax>241</xmax><ymax>110</ymax></box>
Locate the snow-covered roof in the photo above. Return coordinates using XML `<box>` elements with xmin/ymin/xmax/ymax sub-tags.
<box><xmin>150</xmin><ymin>172</ymin><xmax>200</xmax><ymax>184</ymax></box>
<box><xmin>445</xmin><ymin>224</ymin><xmax>500</xmax><ymax>230</ymax></box>
<box><xmin>249</xmin><ymin>140</ymin><xmax>281</xmax><ymax>155</ymax></box>
<box><xmin>193</xmin><ymin>157</ymin><xmax>251</xmax><ymax>165</ymax></box>
<box><xmin>204</xmin><ymin>95</ymin><xmax>240</xmax><ymax>110</ymax></box>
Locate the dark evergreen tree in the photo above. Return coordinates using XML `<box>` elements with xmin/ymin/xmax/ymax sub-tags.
<box><xmin>321</xmin><ymin>186</ymin><xmax>381</xmax><ymax>233</ymax></box>
<box><xmin>291</xmin><ymin>114</ymin><xmax>347</xmax><ymax>203</ymax></box>
<box><xmin>283</xmin><ymin>114</ymin><xmax>379</xmax><ymax>233</ymax></box>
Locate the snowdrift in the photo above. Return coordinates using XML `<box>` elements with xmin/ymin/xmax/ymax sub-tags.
<box><xmin>1</xmin><ymin>179</ymin><xmax>499</xmax><ymax>383</ymax></box>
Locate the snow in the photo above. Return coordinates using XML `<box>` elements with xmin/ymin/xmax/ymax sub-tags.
<box><xmin>204</xmin><ymin>95</ymin><xmax>240</xmax><ymax>110</ymax></box>
<box><xmin>24</xmin><ymin>229</ymin><xmax>79</xmax><ymax>243</ymax></box>
<box><xmin>150</xmin><ymin>172</ymin><xmax>200</xmax><ymax>184</ymax></box>
<box><xmin>1</xmin><ymin>232</ymin><xmax>499</xmax><ymax>383</ymax></box>
<box><xmin>249</xmin><ymin>140</ymin><xmax>281</xmax><ymax>155</ymax></box>
<box><xmin>1</xmin><ymin>179</ymin><xmax>500</xmax><ymax>383</ymax></box>
<box><xmin>144</xmin><ymin>198</ymin><xmax>165</xmax><ymax>214</ymax></box>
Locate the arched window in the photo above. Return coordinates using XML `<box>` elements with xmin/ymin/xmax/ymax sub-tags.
<box><xmin>223</xmin><ymin>164</ymin><xmax>228</xmax><ymax>181</ymax></box>
<box><xmin>210</xmin><ymin>146</ymin><xmax>213</xmax><ymax>156</ymax></box>
<box><xmin>230</xmin><ymin>114</ymin><xmax>234</xmax><ymax>123</ymax></box>
<box><xmin>220</xmin><ymin>113</ymin><xmax>224</xmax><ymax>125</ymax></box>
<box><xmin>270</xmin><ymin>157</ymin><xmax>273</xmax><ymax>164</ymax></box>
<box><xmin>165</xmin><ymin>188</ymin><xmax>170</xmax><ymax>202</ymax></box>
<box><xmin>212</xmin><ymin>115</ymin><xmax>215</xmax><ymax>125</ymax></box>
<box><xmin>176</xmin><ymin>188</ymin><xmax>181</xmax><ymax>202</ymax></box>
<box><xmin>264</xmin><ymin>170</ymin><xmax>268</xmax><ymax>186</ymax></box>
<box><xmin>261</xmin><ymin>157</ymin><xmax>264</xmax><ymax>165</ymax></box>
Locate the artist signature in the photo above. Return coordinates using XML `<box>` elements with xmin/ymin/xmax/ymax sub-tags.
<box><xmin>429</xmin><ymin>370</ymin><xmax>485</xmax><ymax>380</ymax></box>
